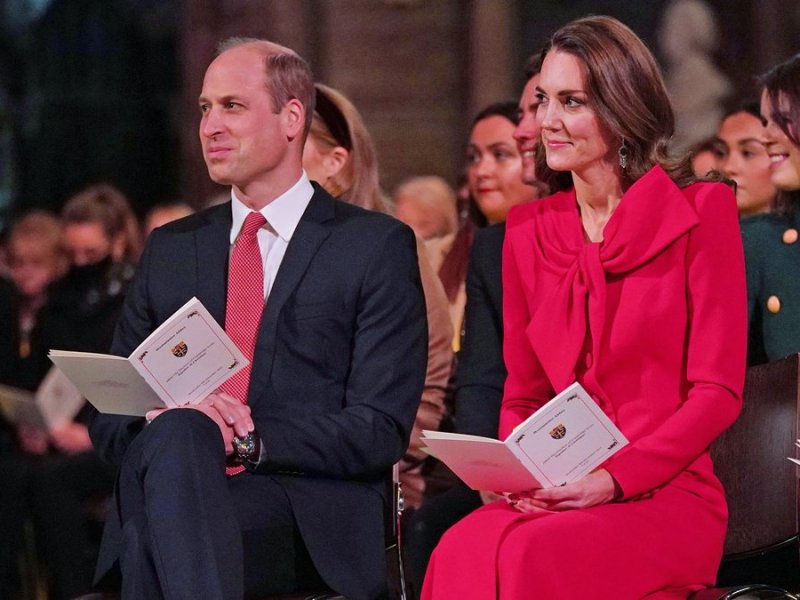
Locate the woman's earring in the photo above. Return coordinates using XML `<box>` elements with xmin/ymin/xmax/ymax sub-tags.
<box><xmin>618</xmin><ymin>139</ymin><xmax>629</xmax><ymax>170</ymax></box>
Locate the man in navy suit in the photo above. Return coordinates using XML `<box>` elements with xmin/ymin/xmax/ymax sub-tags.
<box><xmin>88</xmin><ymin>38</ymin><xmax>427</xmax><ymax>600</ymax></box>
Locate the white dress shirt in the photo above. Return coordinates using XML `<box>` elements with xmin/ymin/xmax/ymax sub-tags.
<box><xmin>229</xmin><ymin>172</ymin><xmax>315</xmax><ymax>298</ymax></box>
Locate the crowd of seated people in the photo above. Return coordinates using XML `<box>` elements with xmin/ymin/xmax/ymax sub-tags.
<box><xmin>0</xmin><ymin>186</ymin><xmax>193</xmax><ymax>599</ymax></box>
<box><xmin>1</xmin><ymin>17</ymin><xmax>800</xmax><ymax>600</ymax></box>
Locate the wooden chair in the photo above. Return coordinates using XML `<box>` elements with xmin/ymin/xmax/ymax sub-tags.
<box><xmin>691</xmin><ymin>354</ymin><xmax>800</xmax><ymax>599</ymax></box>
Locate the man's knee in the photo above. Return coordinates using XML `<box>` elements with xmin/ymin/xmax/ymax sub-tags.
<box><xmin>127</xmin><ymin>409</ymin><xmax>223</xmax><ymax>471</ymax></box>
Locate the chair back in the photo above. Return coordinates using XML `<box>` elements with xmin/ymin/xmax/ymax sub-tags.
<box><xmin>711</xmin><ymin>354</ymin><xmax>800</xmax><ymax>556</ymax></box>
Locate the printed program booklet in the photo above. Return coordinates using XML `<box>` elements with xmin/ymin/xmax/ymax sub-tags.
<box><xmin>49</xmin><ymin>297</ymin><xmax>248</xmax><ymax>417</ymax></box>
<box><xmin>421</xmin><ymin>382</ymin><xmax>628</xmax><ymax>492</ymax></box>
<box><xmin>0</xmin><ymin>366</ymin><xmax>84</xmax><ymax>430</ymax></box>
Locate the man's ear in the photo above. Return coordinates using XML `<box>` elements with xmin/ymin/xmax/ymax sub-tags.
<box><xmin>284</xmin><ymin>98</ymin><xmax>305</xmax><ymax>140</ymax></box>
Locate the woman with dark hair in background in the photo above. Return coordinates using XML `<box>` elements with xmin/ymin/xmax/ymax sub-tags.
<box><xmin>302</xmin><ymin>83</ymin><xmax>453</xmax><ymax>507</ymax></box>
<box><xmin>742</xmin><ymin>54</ymin><xmax>800</xmax><ymax>365</ymax></box>
<box><xmin>423</xmin><ymin>16</ymin><xmax>745</xmax><ymax>599</ymax></box>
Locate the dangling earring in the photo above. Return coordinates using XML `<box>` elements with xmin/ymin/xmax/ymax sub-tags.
<box><xmin>618</xmin><ymin>139</ymin><xmax>629</xmax><ymax>170</ymax></box>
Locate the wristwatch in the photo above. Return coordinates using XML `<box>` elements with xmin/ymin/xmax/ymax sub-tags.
<box><xmin>232</xmin><ymin>432</ymin><xmax>261</xmax><ymax>471</ymax></box>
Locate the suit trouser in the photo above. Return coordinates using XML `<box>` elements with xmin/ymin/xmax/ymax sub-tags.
<box><xmin>115</xmin><ymin>409</ymin><xmax>322</xmax><ymax>600</ymax></box>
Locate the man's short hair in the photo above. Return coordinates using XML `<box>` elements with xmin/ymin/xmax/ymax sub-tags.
<box><xmin>217</xmin><ymin>37</ymin><xmax>315</xmax><ymax>138</ymax></box>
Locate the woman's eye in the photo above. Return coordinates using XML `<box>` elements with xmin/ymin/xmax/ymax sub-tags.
<box><xmin>565</xmin><ymin>96</ymin><xmax>583</xmax><ymax>108</ymax></box>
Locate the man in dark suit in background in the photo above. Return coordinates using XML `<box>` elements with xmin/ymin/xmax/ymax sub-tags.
<box><xmin>88</xmin><ymin>38</ymin><xmax>427</xmax><ymax>600</ymax></box>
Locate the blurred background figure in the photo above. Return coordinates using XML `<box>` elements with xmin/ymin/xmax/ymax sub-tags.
<box><xmin>689</xmin><ymin>136</ymin><xmax>723</xmax><ymax>177</ymax></box>
<box><xmin>303</xmin><ymin>82</ymin><xmax>452</xmax><ymax>508</ymax></box>
<box><xmin>25</xmin><ymin>182</ymin><xmax>141</xmax><ymax>600</ymax></box>
<box><xmin>716</xmin><ymin>102</ymin><xmax>777</xmax><ymax>217</ymax></box>
<box><xmin>0</xmin><ymin>210</ymin><xmax>67</xmax><ymax>600</ymax></box>
<box><xmin>659</xmin><ymin>0</ymin><xmax>731</xmax><ymax>151</ymax></box>
<box><xmin>741</xmin><ymin>54</ymin><xmax>800</xmax><ymax>367</ymax></box>
<box><xmin>143</xmin><ymin>200</ymin><xmax>194</xmax><ymax>240</ymax></box>
<box><xmin>393</xmin><ymin>176</ymin><xmax>459</xmax><ymax>275</ymax></box>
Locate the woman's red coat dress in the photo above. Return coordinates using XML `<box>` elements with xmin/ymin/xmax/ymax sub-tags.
<box><xmin>422</xmin><ymin>167</ymin><xmax>747</xmax><ymax>600</ymax></box>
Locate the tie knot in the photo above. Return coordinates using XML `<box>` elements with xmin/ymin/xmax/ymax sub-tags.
<box><xmin>241</xmin><ymin>212</ymin><xmax>267</xmax><ymax>237</ymax></box>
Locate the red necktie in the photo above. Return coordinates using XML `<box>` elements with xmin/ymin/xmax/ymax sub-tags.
<box><xmin>221</xmin><ymin>211</ymin><xmax>266</xmax><ymax>475</ymax></box>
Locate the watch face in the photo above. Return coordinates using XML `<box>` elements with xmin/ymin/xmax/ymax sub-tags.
<box><xmin>234</xmin><ymin>434</ymin><xmax>256</xmax><ymax>458</ymax></box>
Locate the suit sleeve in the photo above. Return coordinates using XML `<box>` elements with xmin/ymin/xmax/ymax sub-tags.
<box><xmin>256</xmin><ymin>222</ymin><xmax>428</xmax><ymax>479</ymax></box>
<box><xmin>606</xmin><ymin>185</ymin><xmax>747</xmax><ymax>498</ymax></box>
<box><xmin>453</xmin><ymin>228</ymin><xmax>505</xmax><ymax>438</ymax></box>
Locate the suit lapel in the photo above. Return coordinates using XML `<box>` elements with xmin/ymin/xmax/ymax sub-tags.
<box><xmin>195</xmin><ymin>203</ymin><xmax>232</xmax><ymax>327</ymax></box>
<box><xmin>249</xmin><ymin>188</ymin><xmax>335</xmax><ymax>403</ymax></box>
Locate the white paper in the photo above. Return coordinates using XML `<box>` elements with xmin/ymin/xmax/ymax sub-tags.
<box><xmin>49</xmin><ymin>297</ymin><xmax>248</xmax><ymax>416</ymax></box>
<box><xmin>422</xmin><ymin>383</ymin><xmax>628</xmax><ymax>492</ymax></box>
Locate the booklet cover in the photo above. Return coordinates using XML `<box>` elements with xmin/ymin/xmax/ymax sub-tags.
<box><xmin>0</xmin><ymin>366</ymin><xmax>84</xmax><ymax>430</ymax></box>
<box><xmin>422</xmin><ymin>382</ymin><xmax>628</xmax><ymax>492</ymax></box>
<box><xmin>49</xmin><ymin>297</ymin><xmax>248</xmax><ymax>417</ymax></box>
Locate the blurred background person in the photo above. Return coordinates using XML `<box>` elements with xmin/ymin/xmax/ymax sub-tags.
<box><xmin>716</xmin><ymin>102</ymin><xmax>777</xmax><ymax>217</ymax></box>
<box><xmin>410</xmin><ymin>101</ymin><xmax>543</xmax><ymax>353</ymax></box>
<box><xmin>302</xmin><ymin>82</ymin><xmax>452</xmax><ymax>508</ymax></box>
<box><xmin>27</xmin><ymin>182</ymin><xmax>140</xmax><ymax>599</ymax></box>
<box><xmin>393</xmin><ymin>175</ymin><xmax>459</xmax><ymax>275</ymax></box>
<box><xmin>742</xmin><ymin>54</ymin><xmax>800</xmax><ymax>366</ymax></box>
<box><xmin>689</xmin><ymin>136</ymin><xmax>724</xmax><ymax>177</ymax></box>
<box><xmin>143</xmin><ymin>200</ymin><xmax>195</xmax><ymax>240</ymax></box>
<box><xmin>0</xmin><ymin>210</ymin><xmax>67</xmax><ymax>600</ymax></box>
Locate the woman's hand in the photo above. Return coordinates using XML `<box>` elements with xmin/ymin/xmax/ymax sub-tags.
<box><xmin>49</xmin><ymin>421</ymin><xmax>93</xmax><ymax>454</ymax></box>
<box><xmin>18</xmin><ymin>424</ymin><xmax>49</xmax><ymax>454</ymax></box>
<box><xmin>509</xmin><ymin>469</ymin><xmax>618</xmax><ymax>513</ymax></box>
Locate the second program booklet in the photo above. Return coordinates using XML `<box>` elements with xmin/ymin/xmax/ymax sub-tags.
<box><xmin>49</xmin><ymin>297</ymin><xmax>248</xmax><ymax>417</ymax></box>
<box><xmin>422</xmin><ymin>383</ymin><xmax>628</xmax><ymax>492</ymax></box>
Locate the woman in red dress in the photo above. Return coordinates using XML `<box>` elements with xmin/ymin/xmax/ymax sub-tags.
<box><xmin>422</xmin><ymin>16</ymin><xmax>747</xmax><ymax>600</ymax></box>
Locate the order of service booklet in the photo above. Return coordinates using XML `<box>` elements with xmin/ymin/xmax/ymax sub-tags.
<box><xmin>0</xmin><ymin>366</ymin><xmax>84</xmax><ymax>430</ymax></box>
<box><xmin>421</xmin><ymin>382</ymin><xmax>628</xmax><ymax>492</ymax></box>
<box><xmin>48</xmin><ymin>297</ymin><xmax>248</xmax><ymax>417</ymax></box>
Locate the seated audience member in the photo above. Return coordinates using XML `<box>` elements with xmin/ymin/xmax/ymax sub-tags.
<box><xmin>0</xmin><ymin>210</ymin><xmax>67</xmax><ymax>600</ymax></box>
<box><xmin>89</xmin><ymin>38</ymin><xmax>426</xmax><ymax>599</ymax></box>
<box><xmin>29</xmin><ymin>183</ymin><xmax>140</xmax><ymax>599</ymax></box>
<box><xmin>393</xmin><ymin>175</ymin><xmax>459</xmax><ymax>274</ymax></box>
<box><xmin>689</xmin><ymin>136</ymin><xmax>724</xmax><ymax>177</ymax></box>
<box><xmin>422</xmin><ymin>16</ymin><xmax>745</xmax><ymax>599</ymax></box>
<box><xmin>405</xmin><ymin>54</ymin><xmax>552</xmax><ymax>599</ymax></box>
<box><xmin>742</xmin><ymin>53</ymin><xmax>800</xmax><ymax>364</ymax></box>
<box><xmin>1</xmin><ymin>211</ymin><xmax>69</xmax><ymax>389</ymax></box>
<box><xmin>439</xmin><ymin>101</ymin><xmax>544</xmax><ymax>350</ymax></box>
<box><xmin>143</xmin><ymin>201</ymin><xmax>195</xmax><ymax>239</ymax></box>
<box><xmin>303</xmin><ymin>82</ymin><xmax>452</xmax><ymax>508</ymax></box>
<box><xmin>716</xmin><ymin>102</ymin><xmax>777</xmax><ymax>217</ymax></box>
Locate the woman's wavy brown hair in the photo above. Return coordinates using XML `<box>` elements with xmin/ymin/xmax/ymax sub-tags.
<box><xmin>535</xmin><ymin>15</ymin><xmax>697</xmax><ymax>189</ymax></box>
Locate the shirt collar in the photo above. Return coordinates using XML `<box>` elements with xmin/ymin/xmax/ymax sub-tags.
<box><xmin>229</xmin><ymin>172</ymin><xmax>315</xmax><ymax>243</ymax></box>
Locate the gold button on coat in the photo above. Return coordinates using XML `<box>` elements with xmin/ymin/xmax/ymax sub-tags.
<box><xmin>784</xmin><ymin>228</ymin><xmax>799</xmax><ymax>244</ymax></box>
<box><xmin>767</xmin><ymin>295</ymin><xmax>781</xmax><ymax>314</ymax></box>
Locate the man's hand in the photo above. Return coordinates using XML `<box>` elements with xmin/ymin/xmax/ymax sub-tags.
<box><xmin>145</xmin><ymin>391</ymin><xmax>254</xmax><ymax>455</ymax></box>
<box><xmin>508</xmin><ymin>469</ymin><xmax>617</xmax><ymax>514</ymax></box>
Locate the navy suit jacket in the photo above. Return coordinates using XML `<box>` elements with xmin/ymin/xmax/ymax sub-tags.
<box><xmin>89</xmin><ymin>185</ymin><xmax>428</xmax><ymax>599</ymax></box>
<box><xmin>453</xmin><ymin>223</ymin><xmax>505</xmax><ymax>438</ymax></box>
